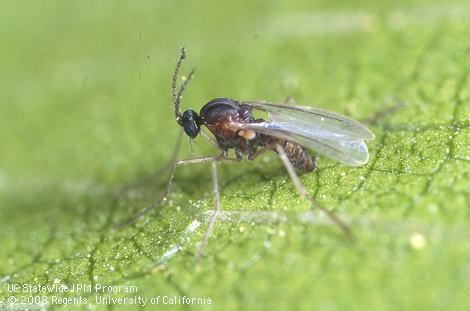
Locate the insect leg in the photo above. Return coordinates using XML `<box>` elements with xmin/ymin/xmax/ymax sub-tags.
<box><xmin>274</xmin><ymin>144</ymin><xmax>355</xmax><ymax>241</ymax></box>
<box><xmin>248</xmin><ymin>147</ymin><xmax>270</xmax><ymax>161</ymax></box>
<box><xmin>117</xmin><ymin>129</ymin><xmax>184</xmax><ymax>196</ymax></box>
<box><xmin>195</xmin><ymin>159</ymin><xmax>220</xmax><ymax>265</ymax></box>
<box><xmin>113</xmin><ymin>155</ymin><xmax>238</xmax><ymax>231</ymax></box>
<box><xmin>200</xmin><ymin>129</ymin><xmax>218</xmax><ymax>148</ymax></box>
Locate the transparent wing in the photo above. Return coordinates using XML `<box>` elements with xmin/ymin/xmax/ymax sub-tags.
<box><xmin>238</xmin><ymin>101</ymin><xmax>375</xmax><ymax>166</ymax></box>
<box><xmin>244</xmin><ymin>101</ymin><xmax>375</xmax><ymax>141</ymax></box>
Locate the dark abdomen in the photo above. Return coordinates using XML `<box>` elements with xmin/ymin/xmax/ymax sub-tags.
<box><xmin>281</xmin><ymin>140</ymin><xmax>316</xmax><ymax>172</ymax></box>
<box><xmin>258</xmin><ymin>134</ymin><xmax>315</xmax><ymax>172</ymax></box>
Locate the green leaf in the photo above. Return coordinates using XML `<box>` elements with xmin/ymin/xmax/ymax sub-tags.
<box><xmin>1</xmin><ymin>1</ymin><xmax>469</xmax><ymax>310</ymax></box>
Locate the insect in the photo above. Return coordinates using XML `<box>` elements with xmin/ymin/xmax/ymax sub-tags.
<box><xmin>116</xmin><ymin>48</ymin><xmax>375</xmax><ymax>263</ymax></box>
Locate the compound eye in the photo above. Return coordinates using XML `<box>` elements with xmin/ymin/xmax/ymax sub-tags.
<box><xmin>182</xmin><ymin>109</ymin><xmax>200</xmax><ymax>138</ymax></box>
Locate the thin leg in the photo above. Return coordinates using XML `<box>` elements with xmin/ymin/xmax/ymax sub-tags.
<box><xmin>117</xmin><ymin>129</ymin><xmax>184</xmax><ymax>195</ymax></box>
<box><xmin>248</xmin><ymin>147</ymin><xmax>270</xmax><ymax>161</ymax></box>
<box><xmin>274</xmin><ymin>144</ymin><xmax>355</xmax><ymax>241</ymax></box>
<box><xmin>175</xmin><ymin>156</ymin><xmax>238</xmax><ymax>165</ymax></box>
<box><xmin>200</xmin><ymin>129</ymin><xmax>218</xmax><ymax>148</ymax></box>
<box><xmin>113</xmin><ymin>155</ymin><xmax>238</xmax><ymax>231</ymax></box>
<box><xmin>195</xmin><ymin>159</ymin><xmax>220</xmax><ymax>265</ymax></box>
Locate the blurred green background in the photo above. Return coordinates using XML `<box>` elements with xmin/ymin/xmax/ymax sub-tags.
<box><xmin>1</xmin><ymin>0</ymin><xmax>469</xmax><ymax>310</ymax></box>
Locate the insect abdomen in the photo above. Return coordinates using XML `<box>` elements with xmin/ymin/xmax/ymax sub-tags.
<box><xmin>281</xmin><ymin>140</ymin><xmax>316</xmax><ymax>172</ymax></box>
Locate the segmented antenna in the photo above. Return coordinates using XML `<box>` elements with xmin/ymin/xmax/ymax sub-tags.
<box><xmin>172</xmin><ymin>47</ymin><xmax>195</xmax><ymax>124</ymax></box>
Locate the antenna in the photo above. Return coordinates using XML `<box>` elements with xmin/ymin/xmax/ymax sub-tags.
<box><xmin>172</xmin><ymin>47</ymin><xmax>195</xmax><ymax>125</ymax></box>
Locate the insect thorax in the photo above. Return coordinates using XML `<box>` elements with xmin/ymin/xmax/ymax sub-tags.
<box><xmin>200</xmin><ymin>98</ymin><xmax>254</xmax><ymax>142</ymax></box>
